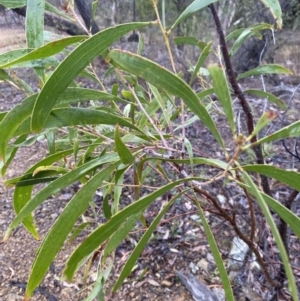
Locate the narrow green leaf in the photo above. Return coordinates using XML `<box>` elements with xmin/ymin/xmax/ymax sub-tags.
<box><xmin>82</xmin><ymin>259</ymin><xmax>113</xmax><ymax>301</ymax></box>
<box><xmin>3</xmin><ymin>153</ymin><xmax>120</xmax><ymax>241</ymax></box>
<box><xmin>4</xmin><ymin>148</ymin><xmax>75</xmax><ymax>186</ymax></box>
<box><xmin>24</xmin><ymin>163</ymin><xmax>119</xmax><ymax>299</ymax></box>
<box><xmin>113</xmin><ymin>190</ymin><xmax>187</xmax><ymax>291</ymax></box>
<box><xmin>149</xmin><ymin>84</ymin><xmax>171</xmax><ymax>127</ymax></box>
<box><xmin>195</xmin><ymin>195</ymin><xmax>234</xmax><ymax>301</ymax></box>
<box><xmin>14</xmin><ymin>107</ymin><xmax>142</xmax><ymax>138</ymax></box>
<box><xmin>0</xmin><ymin>68</ymin><xmax>17</xmax><ymax>84</ymax></box>
<box><xmin>196</xmin><ymin>87</ymin><xmax>214</xmax><ymax>99</ymax></box>
<box><xmin>242</xmin><ymin>165</ymin><xmax>300</xmax><ymax>192</ymax></box>
<box><xmin>0</xmin><ymin>112</ymin><xmax>6</xmax><ymax>123</ymax></box>
<box><xmin>244</xmin><ymin>89</ymin><xmax>286</xmax><ymax>109</ymax></box>
<box><xmin>249</xmin><ymin>111</ymin><xmax>277</xmax><ymax>138</ymax></box>
<box><xmin>45</xmin><ymin>129</ymin><xmax>55</xmax><ymax>154</ymax></box>
<box><xmin>114</xmin><ymin>124</ymin><xmax>134</xmax><ymax>164</ymax></box>
<box><xmin>5</xmin><ymin>57</ymin><xmax>59</xmax><ymax>69</ymax></box>
<box><xmin>0</xmin><ymin>0</ymin><xmax>25</xmax><ymax>8</ymax></box>
<box><xmin>26</xmin><ymin>0</ymin><xmax>44</xmax><ymax>49</ymax></box>
<box><xmin>33</xmin><ymin>166</ymin><xmax>69</xmax><ymax>176</ymax></box>
<box><xmin>184</xmin><ymin>138</ymin><xmax>194</xmax><ymax>173</ymax></box>
<box><xmin>12</xmin><ymin>134</ymin><xmax>42</xmax><ymax>148</ymax></box>
<box><xmin>0</xmin><ymin>36</ymin><xmax>86</xmax><ymax>69</ymax></box>
<box><xmin>174</xmin><ymin>36</ymin><xmax>200</xmax><ymax>46</ymax></box>
<box><xmin>173</xmin><ymin>115</ymin><xmax>198</xmax><ymax>132</ymax></box>
<box><xmin>241</xmin><ymin>170</ymin><xmax>298</xmax><ymax>301</ymax></box>
<box><xmin>263</xmin><ymin>193</ymin><xmax>300</xmax><ymax>240</ymax></box>
<box><xmin>82</xmin><ymin>138</ymin><xmax>104</xmax><ymax>164</ymax></box>
<box><xmin>138</xmin><ymin>156</ymin><xmax>228</xmax><ymax>171</ymax></box>
<box><xmin>44</xmin><ymin>2</ymin><xmax>75</xmax><ymax>22</ymax></box>
<box><xmin>104</xmin><ymin>213</ymin><xmax>140</xmax><ymax>259</ymax></box>
<box><xmin>113</xmin><ymin>167</ymin><xmax>127</xmax><ymax>214</ymax></box>
<box><xmin>209</xmin><ymin>64</ymin><xmax>236</xmax><ymax>134</ymax></box>
<box><xmin>170</xmin><ymin>0</ymin><xmax>218</xmax><ymax>31</ymax></box>
<box><xmin>230</xmin><ymin>24</ymin><xmax>272</xmax><ymax>57</ymax></box>
<box><xmin>31</xmin><ymin>22</ymin><xmax>151</xmax><ymax>132</ymax></box>
<box><xmin>64</xmin><ymin>177</ymin><xmax>202</xmax><ymax>280</ymax></box>
<box><xmin>121</xmin><ymin>134</ymin><xmax>148</xmax><ymax>145</ymax></box>
<box><xmin>252</xmin><ymin>120</ymin><xmax>300</xmax><ymax>146</ymax></box>
<box><xmin>237</xmin><ymin>181</ymin><xmax>300</xmax><ymax>240</ymax></box>
<box><xmin>16</xmin><ymin>175</ymin><xmax>59</xmax><ymax>187</ymax></box>
<box><xmin>190</xmin><ymin>42</ymin><xmax>212</xmax><ymax>85</ymax></box>
<box><xmin>109</xmin><ymin>50</ymin><xmax>223</xmax><ymax>147</ymax></box>
<box><xmin>68</xmin><ymin>223</ymin><xmax>91</xmax><ymax>245</ymax></box>
<box><xmin>137</xmin><ymin>32</ymin><xmax>144</xmax><ymax>55</ymax></box>
<box><xmin>138</xmin><ymin>96</ymin><xmax>160</xmax><ymax>129</ymax></box>
<box><xmin>259</xmin><ymin>0</ymin><xmax>282</xmax><ymax>29</ymax></box>
<box><xmin>13</xmin><ymin>186</ymin><xmax>39</xmax><ymax>240</ymax></box>
<box><xmin>0</xmin><ymin>49</ymin><xmax>33</xmax><ymax>66</ymax></box>
<box><xmin>237</xmin><ymin>64</ymin><xmax>292</xmax><ymax>80</ymax></box>
<box><xmin>1</xmin><ymin>134</ymin><xmax>27</xmax><ymax>177</ymax></box>
<box><xmin>226</xmin><ymin>28</ymin><xmax>245</xmax><ymax>42</ymax></box>
<box><xmin>103</xmin><ymin>195</ymin><xmax>112</xmax><ymax>219</ymax></box>
<box><xmin>0</xmin><ymin>87</ymin><xmax>120</xmax><ymax>161</ymax></box>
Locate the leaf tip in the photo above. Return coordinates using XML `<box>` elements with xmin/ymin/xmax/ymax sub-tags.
<box><xmin>265</xmin><ymin>111</ymin><xmax>277</xmax><ymax>120</ymax></box>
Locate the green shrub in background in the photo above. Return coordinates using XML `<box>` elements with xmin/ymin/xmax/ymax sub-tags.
<box><xmin>0</xmin><ymin>0</ymin><xmax>299</xmax><ymax>300</ymax></box>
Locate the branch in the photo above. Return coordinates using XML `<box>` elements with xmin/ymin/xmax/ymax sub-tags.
<box><xmin>209</xmin><ymin>4</ymin><xmax>271</xmax><ymax>198</ymax></box>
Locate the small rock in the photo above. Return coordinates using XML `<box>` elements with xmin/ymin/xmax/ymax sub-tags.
<box><xmin>51</xmin><ymin>213</ymin><xmax>58</xmax><ymax>219</ymax></box>
<box><xmin>189</xmin><ymin>261</ymin><xmax>199</xmax><ymax>274</ymax></box>
<box><xmin>227</xmin><ymin>237</ymin><xmax>249</xmax><ymax>271</ymax></box>
<box><xmin>147</xmin><ymin>279</ymin><xmax>160</xmax><ymax>286</ymax></box>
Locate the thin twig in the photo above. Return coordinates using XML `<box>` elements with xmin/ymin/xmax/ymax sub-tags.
<box><xmin>193</xmin><ymin>183</ymin><xmax>281</xmax><ymax>288</ymax></box>
<box><xmin>115</xmin><ymin>69</ymin><xmax>172</xmax><ymax>156</ymax></box>
<box><xmin>69</xmin><ymin>5</ymin><xmax>91</xmax><ymax>36</ymax></box>
<box><xmin>152</xmin><ymin>0</ymin><xmax>176</xmax><ymax>73</ymax></box>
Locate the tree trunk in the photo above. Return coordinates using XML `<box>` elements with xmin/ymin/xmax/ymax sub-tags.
<box><xmin>12</xmin><ymin>0</ymin><xmax>99</xmax><ymax>36</ymax></box>
<box><xmin>74</xmin><ymin>0</ymin><xmax>99</xmax><ymax>34</ymax></box>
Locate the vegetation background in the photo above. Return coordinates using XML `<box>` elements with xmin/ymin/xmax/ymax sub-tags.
<box><xmin>0</xmin><ymin>1</ymin><xmax>300</xmax><ymax>301</ymax></box>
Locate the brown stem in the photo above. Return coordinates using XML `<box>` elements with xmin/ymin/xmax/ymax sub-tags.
<box><xmin>172</xmin><ymin>161</ymin><xmax>281</xmax><ymax>288</ymax></box>
<box><xmin>172</xmin><ymin>162</ymin><xmax>282</xmax><ymax>288</ymax></box>
<box><xmin>192</xmin><ymin>185</ymin><xmax>281</xmax><ymax>288</ymax></box>
<box><xmin>236</xmin><ymin>174</ymin><xmax>256</xmax><ymax>241</ymax></box>
<box><xmin>209</xmin><ymin>4</ymin><xmax>271</xmax><ymax>198</ymax></box>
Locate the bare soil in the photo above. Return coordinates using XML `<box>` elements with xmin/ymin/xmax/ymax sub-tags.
<box><xmin>1</xmin><ymin>17</ymin><xmax>300</xmax><ymax>301</ymax></box>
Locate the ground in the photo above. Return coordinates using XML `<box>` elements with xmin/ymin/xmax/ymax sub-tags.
<box><xmin>1</xmin><ymin>14</ymin><xmax>300</xmax><ymax>301</ymax></box>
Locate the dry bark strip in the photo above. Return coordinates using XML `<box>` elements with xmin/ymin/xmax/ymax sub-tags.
<box><xmin>175</xmin><ymin>270</ymin><xmax>219</xmax><ymax>301</ymax></box>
